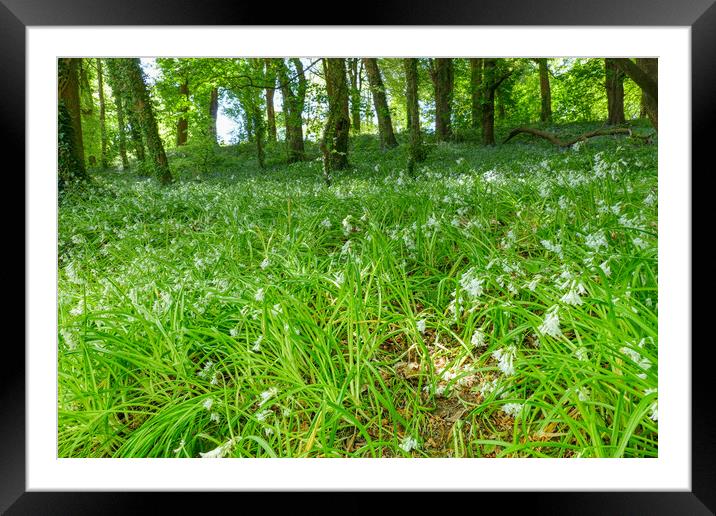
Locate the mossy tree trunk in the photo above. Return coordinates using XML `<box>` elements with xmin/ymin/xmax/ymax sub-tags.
<box><xmin>363</xmin><ymin>58</ymin><xmax>397</xmax><ymax>150</ymax></box>
<box><xmin>470</xmin><ymin>58</ymin><xmax>483</xmax><ymax>132</ymax></box>
<box><xmin>264</xmin><ymin>59</ymin><xmax>277</xmax><ymax>143</ymax></box>
<box><xmin>176</xmin><ymin>78</ymin><xmax>189</xmax><ymax>146</ymax></box>
<box><xmin>277</xmin><ymin>58</ymin><xmax>307</xmax><ymax>163</ymax></box>
<box><xmin>605</xmin><ymin>58</ymin><xmax>626</xmax><ymax>125</ymax></box>
<box><xmin>96</xmin><ymin>59</ymin><xmax>108</xmax><ymax>168</ymax></box>
<box><xmin>209</xmin><ymin>87</ymin><xmax>219</xmax><ymax>143</ymax></box>
<box><xmin>430</xmin><ymin>58</ymin><xmax>454</xmax><ymax>142</ymax></box>
<box><xmin>482</xmin><ymin>58</ymin><xmax>497</xmax><ymax>145</ymax></box>
<box><xmin>122</xmin><ymin>58</ymin><xmax>172</xmax><ymax>185</ymax></box>
<box><xmin>404</xmin><ymin>58</ymin><xmax>425</xmax><ymax>174</ymax></box>
<box><xmin>58</xmin><ymin>58</ymin><xmax>88</xmax><ymax>187</ymax></box>
<box><xmin>320</xmin><ymin>58</ymin><xmax>350</xmax><ymax>183</ymax></box>
<box><xmin>105</xmin><ymin>59</ymin><xmax>137</xmax><ymax>169</ymax></box>
<box><xmin>538</xmin><ymin>58</ymin><xmax>552</xmax><ymax>123</ymax></box>
<box><xmin>348</xmin><ymin>58</ymin><xmax>362</xmax><ymax>134</ymax></box>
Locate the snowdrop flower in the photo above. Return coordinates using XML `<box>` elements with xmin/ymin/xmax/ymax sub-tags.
<box><xmin>202</xmin><ymin>398</ymin><xmax>214</xmax><ymax>411</ymax></box>
<box><xmin>70</xmin><ymin>299</ymin><xmax>84</xmax><ymax>317</ymax></box>
<box><xmin>541</xmin><ymin>240</ymin><xmax>563</xmax><ymax>258</ymax></box>
<box><xmin>539</xmin><ymin>306</ymin><xmax>562</xmax><ymax>338</ymax></box>
<box><xmin>492</xmin><ymin>345</ymin><xmax>517</xmax><ymax>376</ymax></box>
<box><xmin>575</xmin><ymin>386</ymin><xmax>590</xmax><ymax>401</ymax></box>
<box><xmin>574</xmin><ymin>347</ymin><xmax>589</xmax><ymax>361</ymax></box>
<box><xmin>173</xmin><ymin>439</ymin><xmax>186</xmax><ymax>454</ymax></box>
<box><xmin>399</xmin><ymin>435</ymin><xmax>419</xmax><ymax>453</ymax></box>
<box><xmin>561</xmin><ymin>288</ymin><xmax>583</xmax><ymax>306</ymax></box>
<box><xmin>501</xmin><ymin>402</ymin><xmax>523</xmax><ymax>418</ymax></box>
<box><xmin>525</xmin><ymin>275</ymin><xmax>541</xmax><ymax>292</ymax></box>
<box><xmin>620</xmin><ymin>345</ymin><xmax>652</xmax><ymax>376</ymax></box>
<box><xmin>260</xmin><ymin>257</ymin><xmax>270</xmax><ymax>269</ymax></box>
<box><xmin>254</xmin><ymin>288</ymin><xmax>265</xmax><ymax>302</ymax></box>
<box><xmin>199</xmin><ymin>437</ymin><xmax>237</xmax><ymax>458</ymax></box>
<box><xmin>416</xmin><ymin>319</ymin><xmax>427</xmax><ymax>334</ymax></box>
<box><xmin>599</xmin><ymin>260</ymin><xmax>611</xmax><ymax>277</ymax></box>
<box><xmin>252</xmin><ymin>335</ymin><xmax>263</xmax><ymax>352</ymax></box>
<box><xmin>632</xmin><ymin>237</ymin><xmax>648</xmax><ymax>249</ymax></box>
<box><xmin>60</xmin><ymin>329</ymin><xmax>77</xmax><ymax>350</ymax></box>
<box><xmin>258</xmin><ymin>387</ymin><xmax>278</xmax><ymax>406</ymax></box>
<box><xmin>256</xmin><ymin>409</ymin><xmax>272</xmax><ymax>422</ymax></box>
<box><xmin>470</xmin><ymin>329</ymin><xmax>486</xmax><ymax>348</ymax></box>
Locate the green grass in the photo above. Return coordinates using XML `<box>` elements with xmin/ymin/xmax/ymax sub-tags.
<box><xmin>58</xmin><ymin>126</ymin><xmax>658</xmax><ymax>458</ymax></box>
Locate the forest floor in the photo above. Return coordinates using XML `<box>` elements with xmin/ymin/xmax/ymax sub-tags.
<box><xmin>58</xmin><ymin>122</ymin><xmax>658</xmax><ymax>458</ymax></box>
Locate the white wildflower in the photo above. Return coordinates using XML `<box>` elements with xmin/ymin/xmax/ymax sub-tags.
<box><xmin>470</xmin><ymin>329</ymin><xmax>486</xmax><ymax>348</ymax></box>
<box><xmin>502</xmin><ymin>402</ymin><xmax>523</xmax><ymax>417</ymax></box>
<box><xmin>260</xmin><ymin>257</ymin><xmax>270</xmax><ymax>269</ymax></box>
<box><xmin>561</xmin><ymin>288</ymin><xmax>583</xmax><ymax>306</ymax></box>
<box><xmin>199</xmin><ymin>437</ymin><xmax>237</xmax><ymax>458</ymax></box>
<box><xmin>320</xmin><ymin>218</ymin><xmax>332</xmax><ymax>229</ymax></box>
<box><xmin>202</xmin><ymin>398</ymin><xmax>214</xmax><ymax>411</ymax></box>
<box><xmin>575</xmin><ymin>386</ymin><xmax>590</xmax><ymax>401</ymax></box>
<box><xmin>574</xmin><ymin>347</ymin><xmax>589</xmax><ymax>361</ymax></box>
<box><xmin>599</xmin><ymin>260</ymin><xmax>611</xmax><ymax>277</ymax></box>
<box><xmin>254</xmin><ymin>288</ymin><xmax>265</xmax><ymax>302</ymax></box>
<box><xmin>399</xmin><ymin>435</ymin><xmax>419</xmax><ymax>453</ymax></box>
<box><xmin>252</xmin><ymin>335</ymin><xmax>263</xmax><ymax>352</ymax></box>
<box><xmin>538</xmin><ymin>306</ymin><xmax>562</xmax><ymax>338</ymax></box>
<box><xmin>256</xmin><ymin>409</ymin><xmax>272</xmax><ymax>422</ymax></box>
<box><xmin>416</xmin><ymin>318</ymin><xmax>427</xmax><ymax>334</ymax></box>
<box><xmin>258</xmin><ymin>387</ymin><xmax>278</xmax><ymax>406</ymax></box>
<box><xmin>492</xmin><ymin>345</ymin><xmax>517</xmax><ymax>376</ymax></box>
<box><xmin>173</xmin><ymin>439</ymin><xmax>186</xmax><ymax>454</ymax></box>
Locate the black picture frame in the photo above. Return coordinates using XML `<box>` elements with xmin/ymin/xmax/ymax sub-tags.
<box><xmin>5</xmin><ymin>0</ymin><xmax>714</xmax><ymax>513</ymax></box>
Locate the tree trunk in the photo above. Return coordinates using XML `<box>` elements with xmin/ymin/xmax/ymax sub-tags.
<box><xmin>105</xmin><ymin>59</ymin><xmax>132</xmax><ymax>170</ymax></box>
<box><xmin>277</xmin><ymin>58</ymin><xmax>306</xmax><ymax>163</ymax></box>
<box><xmin>176</xmin><ymin>78</ymin><xmax>189</xmax><ymax>146</ymax></box>
<box><xmin>482</xmin><ymin>59</ymin><xmax>497</xmax><ymax>145</ymax></box>
<box><xmin>538</xmin><ymin>58</ymin><xmax>552</xmax><ymax>123</ymax></box>
<box><xmin>636</xmin><ymin>58</ymin><xmax>658</xmax><ymax>130</ymax></box>
<box><xmin>363</xmin><ymin>58</ymin><xmax>398</xmax><ymax>150</ymax></box>
<box><xmin>404</xmin><ymin>58</ymin><xmax>425</xmax><ymax>174</ymax></box>
<box><xmin>209</xmin><ymin>87</ymin><xmax>219</xmax><ymax>143</ymax></box>
<box><xmin>470</xmin><ymin>58</ymin><xmax>483</xmax><ymax>131</ymax></box>
<box><xmin>348</xmin><ymin>58</ymin><xmax>362</xmax><ymax>134</ymax></box>
<box><xmin>58</xmin><ymin>58</ymin><xmax>87</xmax><ymax>186</ymax></box>
<box><xmin>113</xmin><ymin>93</ymin><xmax>130</xmax><ymax>170</ymax></box>
<box><xmin>614</xmin><ymin>58</ymin><xmax>658</xmax><ymax>130</ymax></box>
<box><xmin>95</xmin><ymin>59</ymin><xmax>108</xmax><ymax>168</ymax></box>
<box><xmin>430</xmin><ymin>58</ymin><xmax>454</xmax><ymax>141</ymax></box>
<box><xmin>122</xmin><ymin>58</ymin><xmax>172</xmax><ymax>185</ymax></box>
<box><xmin>605</xmin><ymin>58</ymin><xmax>626</xmax><ymax>125</ymax></box>
<box><xmin>265</xmin><ymin>58</ymin><xmax>277</xmax><ymax>143</ymax></box>
<box><xmin>320</xmin><ymin>58</ymin><xmax>350</xmax><ymax>183</ymax></box>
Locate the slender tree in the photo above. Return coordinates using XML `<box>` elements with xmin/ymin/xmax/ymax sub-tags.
<box><xmin>605</xmin><ymin>58</ymin><xmax>626</xmax><ymax>125</ymax></box>
<box><xmin>404</xmin><ymin>58</ymin><xmax>425</xmax><ymax>174</ymax></box>
<box><xmin>95</xmin><ymin>59</ymin><xmax>108</xmax><ymax>168</ymax></box>
<box><xmin>277</xmin><ymin>58</ymin><xmax>307</xmax><ymax>163</ymax></box>
<box><xmin>264</xmin><ymin>59</ymin><xmax>277</xmax><ymax>143</ymax></box>
<box><xmin>121</xmin><ymin>58</ymin><xmax>172</xmax><ymax>185</ymax></box>
<box><xmin>470</xmin><ymin>58</ymin><xmax>483</xmax><ymax>132</ymax></box>
<box><xmin>58</xmin><ymin>58</ymin><xmax>87</xmax><ymax>186</ymax></box>
<box><xmin>105</xmin><ymin>59</ymin><xmax>137</xmax><ymax>169</ymax></box>
<box><xmin>176</xmin><ymin>77</ymin><xmax>189</xmax><ymax>146</ymax></box>
<box><xmin>348</xmin><ymin>58</ymin><xmax>362</xmax><ymax>133</ymax></box>
<box><xmin>320</xmin><ymin>58</ymin><xmax>350</xmax><ymax>184</ymax></box>
<box><xmin>430</xmin><ymin>58</ymin><xmax>454</xmax><ymax>141</ymax></box>
<box><xmin>537</xmin><ymin>58</ymin><xmax>552</xmax><ymax>123</ymax></box>
<box><xmin>209</xmin><ymin>87</ymin><xmax>219</xmax><ymax>143</ymax></box>
<box><xmin>481</xmin><ymin>59</ymin><xmax>498</xmax><ymax>145</ymax></box>
<box><xmin>362</xmin><ymin>58</ymin><xmax>398</xmax><ymax>150</ymax></box>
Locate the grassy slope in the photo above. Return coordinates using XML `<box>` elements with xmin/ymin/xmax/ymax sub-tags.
<box><xmin>58</xmin><ymin>124</ymin><xmax>658</xmax><ymax>458</ymax></box>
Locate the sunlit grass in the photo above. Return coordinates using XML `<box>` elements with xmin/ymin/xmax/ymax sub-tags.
<box><xmin>58</xmin><ymin>130</ymin><xmax>658</xmax><ymax>458</ymax></box>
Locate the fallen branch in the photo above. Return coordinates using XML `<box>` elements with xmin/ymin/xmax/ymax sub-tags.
<box><xmin>503</xmin><ymin>127</ymin><xmax>654</xmax><ymax>147</ymax></box>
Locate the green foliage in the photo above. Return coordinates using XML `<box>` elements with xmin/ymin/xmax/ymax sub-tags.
<box><xmin>58</xmin><ymin>126</ymin><xmax>658</xmax><ymax>458</ymax></box>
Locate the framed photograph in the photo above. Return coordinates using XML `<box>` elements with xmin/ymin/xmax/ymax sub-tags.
<box><xmin>7</xmin><ymin>0</ymin><xmax>713</xmax><ymax>512</ymax></box>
